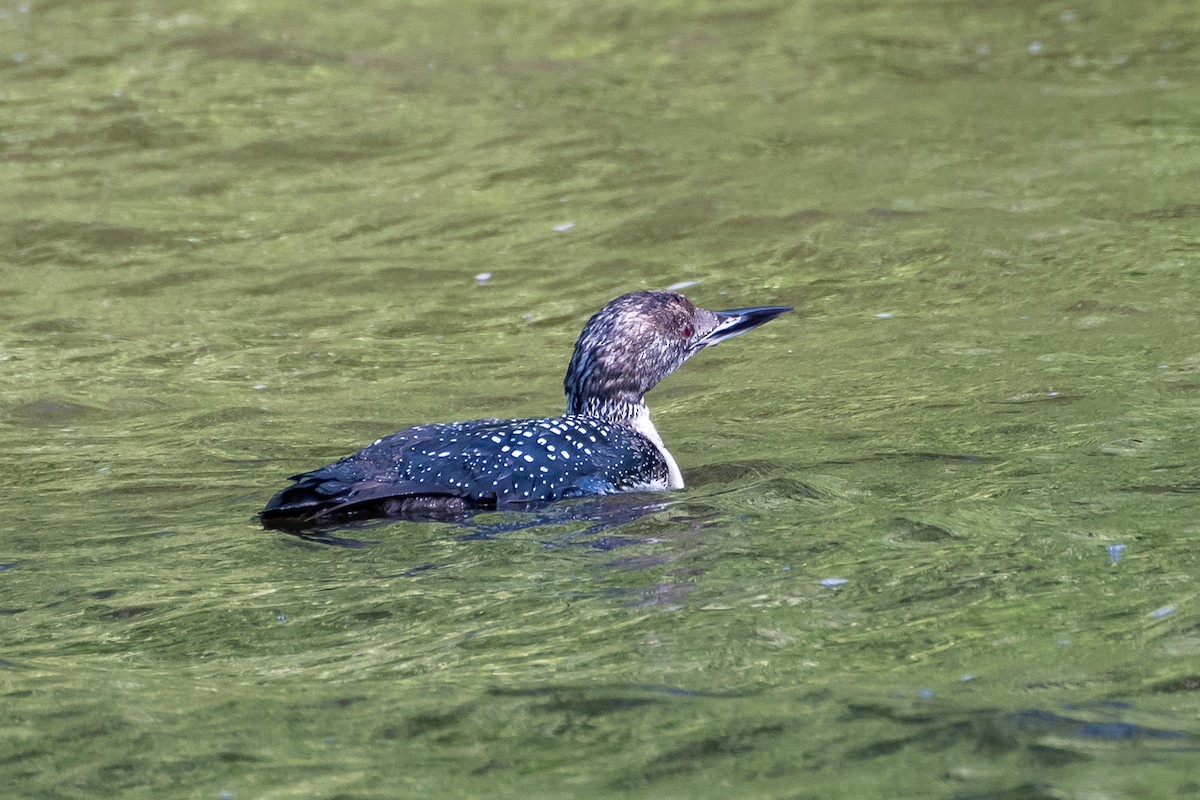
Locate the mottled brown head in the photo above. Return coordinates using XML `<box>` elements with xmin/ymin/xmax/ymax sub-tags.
<box><xmin>564</xmin><ymin>290</ymin><xmax>791</xmax><ymax>420</ymax></box>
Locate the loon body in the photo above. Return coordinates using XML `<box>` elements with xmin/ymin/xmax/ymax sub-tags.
<box><xmin>261</xmin><ymin>290</ymin><xmax>790</xmax><ymax>527</ymax></box>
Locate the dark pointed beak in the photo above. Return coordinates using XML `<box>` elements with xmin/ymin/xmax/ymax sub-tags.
<box><xmin>700</xmin><ymin>305</ymin><xmax>793</xmax><ymax>347</ymax></box>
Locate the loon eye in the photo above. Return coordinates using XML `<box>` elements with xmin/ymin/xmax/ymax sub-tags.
<box><xmin>682</xmin><ymin>324</ymin><xmax>694</xmax><ymax>338</ymax></box>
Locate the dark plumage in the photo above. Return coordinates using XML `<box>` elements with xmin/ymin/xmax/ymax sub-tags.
<box><xmin>260</xmin><ymin>290</ymin><xmax>791</xmax><ymax>527</ymax></box>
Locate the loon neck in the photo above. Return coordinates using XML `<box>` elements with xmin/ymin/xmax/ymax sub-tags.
<box><xmin>569</xmin><ymin>394</ymin><xmax>646</xmax><ymax>423</ymax></box>
<box><xmin>566</xmin><ymin>396</ymin><xmax>684</xmax><ymax>490</ymax></box>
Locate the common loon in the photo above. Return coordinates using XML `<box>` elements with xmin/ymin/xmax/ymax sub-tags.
<box><xmin>260</xmin><ymin>290</ymin><xmax>791</xmax><ymax>527</ymax></box>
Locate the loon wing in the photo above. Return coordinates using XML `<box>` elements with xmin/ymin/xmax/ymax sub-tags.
<box><xmin>259</xmin><ymin>424</ymin><xmax>479</xmax><ymax>526</ymax></box>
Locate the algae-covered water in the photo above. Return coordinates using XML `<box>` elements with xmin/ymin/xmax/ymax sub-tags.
<box><xmin>3</xmin><ymin>0</ymin><xmax>1200</xmax><ymax>797</ymax></box>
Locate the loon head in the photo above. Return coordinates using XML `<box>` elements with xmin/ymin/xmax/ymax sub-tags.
<box><xmin>564</xmin><ymin>290</ymin><xmax>792</xmax><ymax>420</ymax></box>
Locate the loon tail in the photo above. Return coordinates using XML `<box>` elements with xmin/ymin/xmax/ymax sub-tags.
<box><xmin>259</xmin><ymin>467</ymin><xmax>472</xmax><ymax>528</ymax></box>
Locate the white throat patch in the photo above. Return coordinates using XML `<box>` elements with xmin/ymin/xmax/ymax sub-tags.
<box><xmin>627</xmin><ymin>407</ymin><xmax>684</xmax><ymax>490</ymax></box>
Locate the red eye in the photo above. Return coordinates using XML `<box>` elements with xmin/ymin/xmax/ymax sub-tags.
<box><xmin>682</xmin><ymin>325</ymin><xmax>693</xmax><ymax>338</ymax></box>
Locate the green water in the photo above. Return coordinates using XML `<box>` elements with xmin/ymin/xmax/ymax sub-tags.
<box><xmin>4</xmin><ymin>0</ymin><xmax>1200</xmax><ymax>797</ymax></box>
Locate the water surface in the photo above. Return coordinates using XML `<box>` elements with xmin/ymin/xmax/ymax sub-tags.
<box><xmin>3</xmin><ymin>0</ymin><xmax>1200</xmax><ymax>797</ymax></box>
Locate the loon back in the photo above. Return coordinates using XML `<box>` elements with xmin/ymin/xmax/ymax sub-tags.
<box><xmin>261</xmin><ymin>290</ymin><xmax>791</xmax><ymax>528</ymax></box>
<box><xmin>260</xmin><ymin>416</ymin><xmax>668</xmax><ymax>526</ymax></box>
